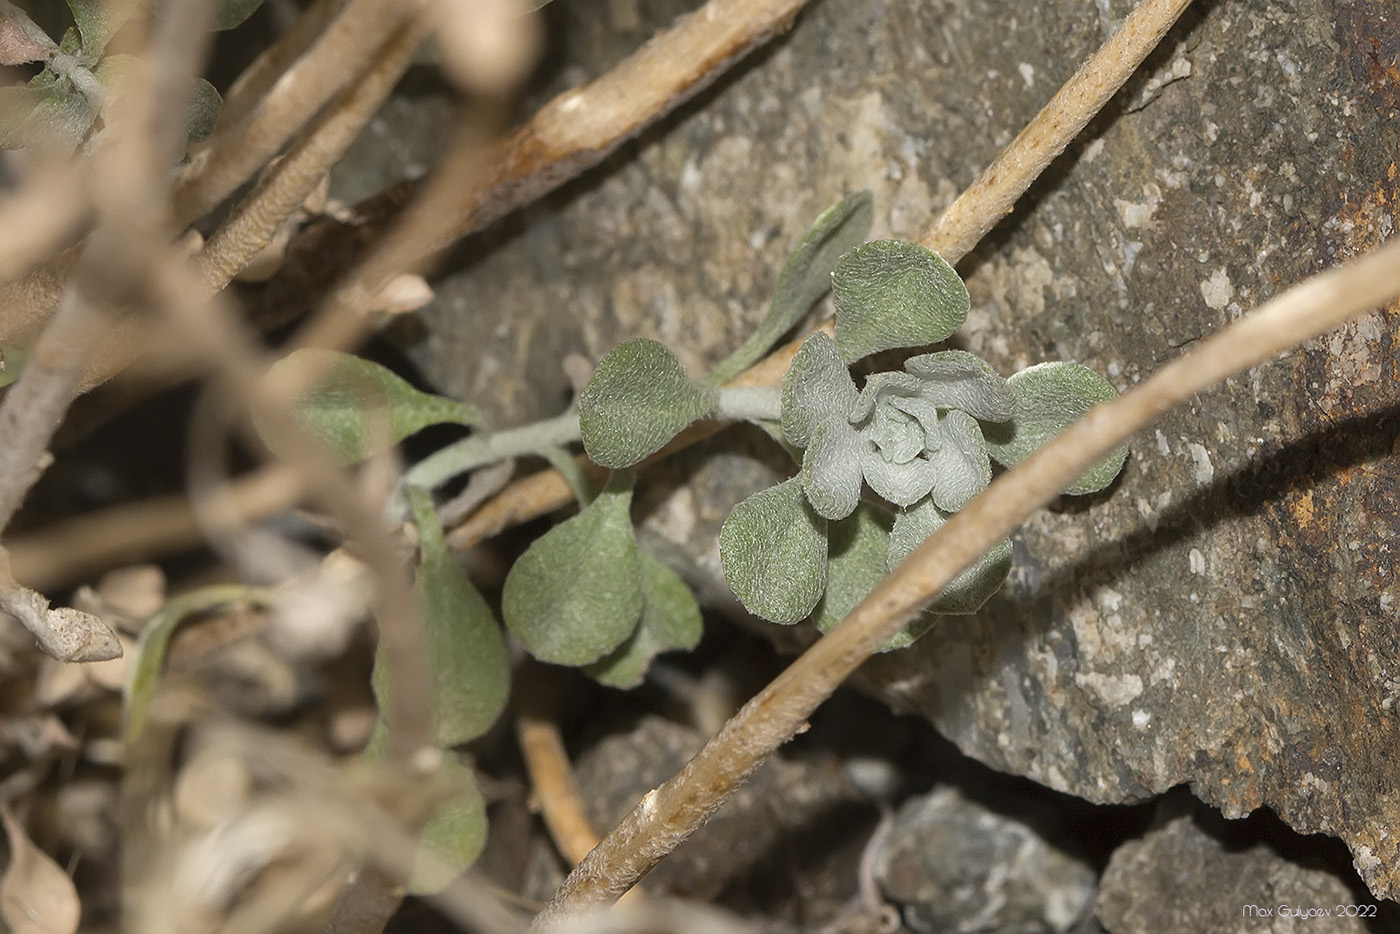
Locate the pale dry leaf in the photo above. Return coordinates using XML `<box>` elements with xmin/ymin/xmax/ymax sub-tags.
<box><xmin>0</xmin><ymin>806</ymin><xmax>80</xmax><ymax>934</ymax></box>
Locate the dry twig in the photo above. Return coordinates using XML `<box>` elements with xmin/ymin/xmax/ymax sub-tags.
<box><xmin>536</xmin><ymin>231</ymin><xmax>1400</xmax><ymax>927</ymax></box>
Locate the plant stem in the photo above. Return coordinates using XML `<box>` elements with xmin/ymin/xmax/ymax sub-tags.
<box><xmin>920</xmin><ymin>0</ymin><xmax>1194</xmax><ymax>263</ymax></box>
<box><xmin>534</xmin><ymin>227</ymin><xmax>1400</xmax><ymax>930</ymax></box>
<box><xmin>400</xmin><ymin>410</ymin><xmax>583</xmax><ymax>494</ymax></box>
<box><xmin>713</xmin><ymin>386</ymin><xmax>782</xmax><ymax>424</ymax></box>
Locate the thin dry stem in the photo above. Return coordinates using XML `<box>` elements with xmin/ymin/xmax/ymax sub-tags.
<box><xmin>218</xmin><ymin>0</ymin><xmax>348</xmax><ymax>128</ymax></box>
<box><xmin>411</xmin><ymin>0</ymin><xmax>815</xmax><ymax>257</ymax></box>
<box><xmin>171</xmin><ymin>0</ymin><xmax>426</xmax><ymax>227</ymax></box>
<box><xmin>536</xmin><ymin>235</ymin><xmax>1400</xmax><ymax>926</ymax></box>
<box><xmin>195</xmin><ymin>15</ymin><xmax>431</xmax><ymax>292</ymax></box>
<box><xmin>516</xmin><ymin>662</ymin><xmax>604</xmax><ymax>867</ymax></box>
<box><xmin>6</xmin><ymin>465</ymin><xmax>303</xmax><ymax>591</ymax></box>
<box><xmin>920</xmin><ymin>0</ymin><xmax>1194</xmax><ymax>261</ymax></box>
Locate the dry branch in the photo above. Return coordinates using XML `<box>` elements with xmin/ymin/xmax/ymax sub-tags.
<box><xmin>536</xmin><ymin>232</ymin><xmax>1400</xmax><ymax>927</ymax></box>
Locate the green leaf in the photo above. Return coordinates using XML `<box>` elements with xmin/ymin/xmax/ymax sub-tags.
<box><xmin>502</xmin><ymin>472</ymin><xmax>643</xmax><ymax>665</ymax></box>
<box><xmin>263</xmin><ymin>349</ymin><xmax>484</xmax><ymax>465</ymax></box>
<box><xmin>384</xmin><ymin>487</ymin><xmax>509</xmax><ymax>747</ymax></box>
<box><xmin>780</xmin><ymin>332</ymin><xmax>858</xmax><ymax>449</ymax></box>
<box><xmin>215</xmin><ymin>0</ymin><xmax>269</xmax><ymax>30</ymax></box>
<box><xmin>0</xmin><ymin>82</ymin><xmax>95</xmax><ymax>152</ymax></box>
<box><xmin>406</xmin><ymin>754</ymin><xmax>488</xmax><ymax>894</ymax></box>
<box><xmin>926</xmin><ymin>408</ymin><xmax>992</xmax><ymax>513</ymax></box>
<box><xmin>832</xmin><ymin>240</ymin><xmax>969</xmax><ymax>363</ymax></box>
<box><xmin>578</xmin><ymin>339</ymin><xmax>716</xmax><ymax>469</ymax></box>
<box><xmin>887</xmin><ymin>497</ymin><xmax>1011</xmax><ymax>626</ymax></box>
<box><xmin>705</xmin><ymin>190</ymin><xmax>873</xmax><ymax>386</ymax></box>
<box><xmin>184</xmin><ymin>77</ymin><xmax>222</xmax><ymax>144</ymax></box>
<box><xmin>585</xmin><ymin>552</ymin><xmax>702</xmax><ymax>689</ymax></box>
<box><xmin>981</xmin><ymin>362</ymin><xmax>1127</xmax><ymax>494</ymax></box>
<box><xmin>811</xmin><ymin>503</ymin><xmax>892</xmax><ymax>635</ymax></box>
<box><xmin>124</xmin><ymin>585</ymin><xmax>269</xmax><ymax>745</ymax></box>
<box><xmin>719</xmin><ymin>477</ymin><xmax>828</xmax><ymax>624</ymax></box>
<box><xmin>66</xmin><ymin>0</ymin><xmax>126</xmax><ymax>63</ymax></box>
<box><xmin>903</xmin><ymin>349</ymin><xmax>1015</xmax><ymax>422</ymax></box>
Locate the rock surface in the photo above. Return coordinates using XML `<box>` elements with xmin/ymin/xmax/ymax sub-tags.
<box><xmin>1096</xmin><ymin>813</ymin><xmax>1371</xmax><ymax>933</ymax></box>
<box><xmin>398</xmin><ymin>0</ymin><xmax>1400</xmax><ymax>902</ymax></box>
<box><xmin>874</xmin><ymin>786</ymin><xmax>1095</xmax><ymax>933</ymax></box>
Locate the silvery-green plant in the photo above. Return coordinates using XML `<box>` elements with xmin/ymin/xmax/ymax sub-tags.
<box><xmin>716</xmin><ymin>233</ymin><xmax>1127</xmax><ymax>643</ymax></box>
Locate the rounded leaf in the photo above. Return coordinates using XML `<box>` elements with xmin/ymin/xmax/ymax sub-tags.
<box><xmin>981</xmin><ymin>362</ymin><xmax>1128</xmax><ymax>494</ymax></box>
<box><xmin>781</xmin><ymin>332</ymin><xmax>859</xmax><ymax>448</ymax></box>
<box><xmin>579</xmin><ymin>339</ymin><xmax>716</xmax><ymax>468</ymax></box>
<box><xmin>904</xmin><ymin>349</ymin><xmax>1015</xmax><ymax>421</ymax></box>
<box><xmin>811</xmin><ymin>503</ymin><xmax>893</xmax><ymax>635</ymax></box>
<box><xmin>406</xmin><ymin>755</ymin><xmax>487</xmax><ymax>894</ymax></box>
<box><xmin>801</xmin><ymin>419</ymin><xmax>865</xmax><ymax>520</ymax></box>
<box><xmin>720</xmin><ymin>477</ymin><xmax>828</xmax><ymax>624</ymax></box>
<box><xmin>926</xmin><ymin>409</ymin><xmax>992</xmax><ymax>513</ymax></box>
<box><xmin>888</xmin><ymin>497</ymin><xmax>1012</xmax><ymax>618</ymax></box>
<box><xmin>832</xmin><ymin>240</ymin><xmax>969</xmax><ymax>362</ymax></box>
<box><xmin>501</xmin><ymin>477</ymin><xmax>643</xmax><ymax>665</ymax></box>
<box><xmin>585</xmin><ymin>552</ymin><xmax>703</xmax><ymax>689</ymax></box>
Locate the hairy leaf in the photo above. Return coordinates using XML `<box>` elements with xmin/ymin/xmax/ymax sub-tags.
<box><xmin>585</xmin><ymin>551</ymin><xmax>703</xmax><ymax>689</ymax></box>
<box><xmin>887</xmin><ymin>497</ymin><xmax>1011</xmax><ymax>621</ymax></box>
<box><xmin>926</xmin><ymin>408</ymin><xmax>992</xmax><ymax>513</ymax></box>
<box><xmin>579</xmin><ymin>339</ymin><xmax>716</xmax><ymax>468</ymax></box>
<box><xmin>801</xmin><ymin>419</ymin><xmax>864</xmax><ymax>520</ymax></box>
<box><xmin>66</xmin><ymin>0</ymin><xmax>124</xmax><ymax>62</ymax></box>
<box><xmin>406</xmin><ymin>755</ymin><xmax>488</xmax><ymax>894</ymax></box>
<box><xmin>811</xmin><ymin>503</ymin><xmax>892</xmax><ymax>634</ymax></box>
<box><xmin>981</xmin><ymin>361</ymin><xmax>1127</xmax><ymax>494</ymax></box>
<box><xmin>832</xmin><ymin>240</ymin><xmax>969</xmax><ymax>362</ymax></box>
<box><xmin>502</xmin><ymin>473</ymin><xmax>642</xmax><ymax>665</ymax></box>
<box><xmin>706</xmin><ymin>190</ymin><xmax>873</xmax><ymax>385</ymax></box>
<box><xmin>781</xmin><ymin>332</ymin><xmax>858</xmax><ymax>448</ymax></box>
<box><xmin>395</xmin><ymin>488</ymin><xmax>509</xmax><ymax>747</ymax></box>
<box><xmin>903</xmin><ymin>349</ymin><xmax>1015</xmax><ymax>421</ymax></box>
<box><xmin>0</xmin><ymin>82</ymin><xmax>94</xmax><ymax>152</ymax></box>
<box><xmin>263</xmin><ymin>349</ymin><xmax>484</xmax><ymax>464</ymax></box>
<box><xmin>185</xmin><ymin>77</ymin><xmax>222</xmax><ymax>144</ymax></box>
<box><xmin>720</xmin><ymin>477</ymin><xmax>827</xmax><ymax>624</ymax></box>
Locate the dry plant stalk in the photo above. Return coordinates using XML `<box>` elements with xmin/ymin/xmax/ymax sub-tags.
<box><xmin>536</xmin><ymin>232</ymin><xmax>1400</xmax><ymax>927</ymax></box>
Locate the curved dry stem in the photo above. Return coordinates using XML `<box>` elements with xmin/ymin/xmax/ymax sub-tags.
<box><xmin>920</xmin><ymin>0</ymin><xmax>1194</xmax><ymax>261</ymax></box>
<box><xmin>195</xmin><ymin>15</ymin><xmax>431</xmax><ymax>292</ymax></box>
<box><xmin>171</xmin><ymin>0</ymin><xmax>426</xmax><ymax>227</ymax></box>
<box><xmin>535</xmin><ymin>235</ymin><xmax>1400</xmax><ymax>926</ymax></box>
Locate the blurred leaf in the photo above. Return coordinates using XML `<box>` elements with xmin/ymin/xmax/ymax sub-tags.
<box><xmin>981</xmin><ymin>361</ymin><xmax>1127</xmax><ymax>494</ymax></box>
<box><xmin>719</xmin><ymin>476</ymin><xmax>827</xmax><ymax>624</ymax></box>
<box><xmin>263</xmin><ymin>349</ymin><xmax>484</xmax><ymax>464</ymax></box>
<box><xmin>65</xmin><ymin>0</ymin><xmax>124</xmax><ymax>62</ymax></box>
<box><xmin>578</xmin><ymin>339</ymin><xmax>716</xmax><ymax>469</ymax></box>
<box><xmin>0</xmin><ymin>11</ymin><xmax>56</xmax><ymax>66</ymax></box>
<box><xmin>811</xmin><ymin>503</ymin><xmax>891</xmax><ymax>635</ymax></box>
<box><xmin>585</xmin><ymin>551</ymin><xmax>702</xmax><ymax>689</ymax></box>
<box><xmin>381</xmin><ymin>488</ymin><xmax>509</xmax><ymax>747</ymax></box>
<box><xmin>0</xmin><ymin>806</ymin><xmax>79</xmax><ymax>934</ymax></box>
<box><xmin>832</xmin><ymin>239</ymin><xmax>968</xmax><ymax>363</ymax></box>
<box><xmin>705</xmin><ymin>190</ymin><xmax>873</xmax><ymax>385</ymax></box>
<box><xmin>0</xmin><ymin>81</ymin><xmax>94</xmax><ymax>151</ymax></box>
<box><xmin>502</xmin><ymin>472</ymin><xmax>643</xmax><ymax>665</ymax></box>
<box><xmin>184</xmin><ymin>77</ymin><xmax>221</xmax><ymax>143</ymax></box>
<box><xmin>214</xmin><ymin>0</ymin><xmax>268</xmax><ymax>30</ymax></box>
<box><xmin>406</xmin><ymin>755</ymin><xmax>487</xmax><ymax>894</ymax></box>
<box><xmin>123</xmin><ymin>585</ymin><xmax>267</xmax><ymax>745</ymax></box>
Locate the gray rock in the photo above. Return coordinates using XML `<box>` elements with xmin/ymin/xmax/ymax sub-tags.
<box><xmin>874</xmin><ymin>786</ymin><xmax>1095</xmax><ymax>934</ymax></box>
<box><xmin>1096</xmin><ymin>815</ymin><xmax>1369</xmax><ymax>933</ymax></box>
<box><xmin>400</xmin><ymin>0</ymin><xmax>1400</xmax><ymax>902</ymax></box>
